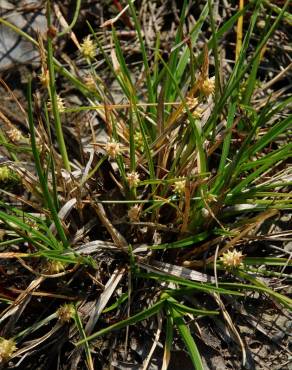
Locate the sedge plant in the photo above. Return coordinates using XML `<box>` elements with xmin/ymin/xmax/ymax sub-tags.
<box><xmin>0</xmin><ymin>0</ymin><xmax>291</xmax><ymax>369</ymax></box>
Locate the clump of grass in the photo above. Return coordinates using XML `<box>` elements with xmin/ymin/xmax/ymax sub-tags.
<box><xmin>0</xmin><ymin>1</ymin><xmax>291</xmax><ymax>369</ymax></box>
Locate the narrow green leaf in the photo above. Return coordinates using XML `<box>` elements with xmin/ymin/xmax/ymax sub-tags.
<box><xmin>74</xmin><ymin>306</ymin><xmax>94</xmax><ymax>370</ymax></box>
<box><xmin>27</xmin><ymin>79</ymin><xmax>68</xmax><ymax>248</ymax></box>
<box><xmin>219</xmin><ymin>278</ymin><xmax>292</xmax><ymax>310</ymax></box>
<box><xmin>76</xmin><ymin>299</ymin><xmax>165</xmax><ymax>345</ymax></box>
<box><xmin>162</xmin><ymin>314</ymin><xmax>174</xmax><ymax>370</ymax></box>
<box><xmin>168</xmin><ymin>304</ymin><xmax>204</xmax><ymax>370</ymax></box>
<box><xmin>102</xmin><ymin>293</ymin><xmax>129</xmax><ymax>313</ymax></box>
<box><xmin>138</xmin><ymin>271</ymin><xmax>243</xmax><ymax>296</ymax></box>
<box><xmin>150</xmin><ymin>231</ymin><xmax>209</xmax><ymax>250</ymax></box>
<box><xmin>171</xmin><ymin>301</ymin><xmax>219</xmax><ymax>317</ymax></box>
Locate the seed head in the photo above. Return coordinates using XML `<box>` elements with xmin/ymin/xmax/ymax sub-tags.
<box><xmin>57</xmin><ymin>304</ymin><xmax>75</xmax><ymax>323</ymax></box>
<box><xmin>186</xmin><ymin>97</ymin><xmax>199</xmax><ymax>110</ymax></box>
<box><xmin>45</xmin><ymin>260</ymin><xmax>66</xmax><ymax>274</ymax></box>
<box><xmin>201</xmin><ymin>77</ymin><xmax>215</xmax><ymax>96</ymax></box>
<box><xmin>84</xmin><ymin>75</ymin><xmax>96</xmax><ymax>90</ymax></box>
<box><xmin>48</xmin><ymin>95</ymin><xmax>65</xmax><ymax>113</ymax></box>
<box><xmin>80</xmin><ymin>36</ymin><xmax>96</xmax><ymax>60</ymax></box>
<box><xmin>134</xmin><ymin>131</ymin><xmax>144</xmax><ymax>150</ymax></box>
<box><xmin>105</xmin><ymin>140</ymin><xmax>121</xmax><ymax>159</ymax></box>
<box><xmin>0</xmin><ymin>166</ymin><xmax>11</xmax><ymax>182</ymax></box>
<box><xmin>7</xmin><ymin>128</ymin><xmax>22</xmax><ymax>142</ymax></box>
<box><xmin>128</xmin><ymin>204</ymin><xmax>141</xmax><ymax>222</ymax></box>
<box><xmin>0</xmin><ymin>338</ymin><xmax>17</xmax><ymax>363</ymax></box>
<box><xmin>185</xmin><ymin>97</ymin><xmax>203</xmax><ymax>119</ymax></box>
<box><xmin>173</xmin><ymin>178</ymin><xmax>186</xmax><ymax>195</ymax></box>
<box><xmin>193</xmin><ymin>107</ymin><xmax>203</xmax><ymax>119</ymax></box>
<box><xmin>220</xmin><ymin>249</ymin><xmax>244</xmax><ymax>268</ymax></box>
<box><xmin>39</xmin><ymin>67</ymin><xmax>50</xmax><ymax>87</ymax></box>
<box><xmin>126</xmin><ymin>171</ymin><xmax>140</xmax><ymax>188</ymax></box>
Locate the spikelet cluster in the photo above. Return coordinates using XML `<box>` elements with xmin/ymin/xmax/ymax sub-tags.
<box><xmin>80</xmin><ymin>36</ymin><xmax>96</xmax><ymax>60</ymax></box>
<box><xmin>201</xmin><ymin>77</ymin><xmax>215</xmax><ymax>96</ymax></box>
<box><xmin>126</xmin><ymin>171</ymin><xmax>140</xmax><ymax>188</ymax></box>
<box><xmin>45</xmin><ymin>260</ymin><xmax>66</xmax><ymax>275</ymax></box>
<box><xmin>57</xmin><ymin>304</ymin><xmax>75</xmax><ymax>323</ymax></box>
<box><xmin>7</xmin><ymin>128</ymin><xmax>22</xmax><ymax>142</ymax></box>
<box><xmin>0</xmin><ymin>166</ymin><xmax>10</xmax><ymax>182</ymax></box>
<box><xmin>134</xmin><ymin>131</ymin><xmax>144</xmax><ymax>150</ymax></box>
<box><xmin>173</xmin><ymin>178</ymin><xmax>186</xmax><ymax>195</ymax></box>
<box><xmin>83</xmin><ymin>75</ymin><xmax>96</xmax><ymax>90</ymax></box>
<box><xmin>0</xmin><ymin>338</ymin><xmax>17</xmax><ymax>363</ymax></box>
<box><xmin>128</xmin><ymin>204</ymin><xmax>141</xmax><ymax>222</ymax></box>
<box><xmin>105</xmin><ymin>140</ymin><xmax>121</xmax><ymax>159</ymax></box>
<box><xmin>48</xmin><ymin>95</ymin><xmax>65</xmax><ymax>113</ymax></box>
<box><xmin>220</xmin><ymin>249</ymin><xmax>244</xmax><ymax>268</ymax></box>
<box><xmin>39</xmin><ymin>67</ymin><xmax>50</xmax><ymax>87</ymax></box>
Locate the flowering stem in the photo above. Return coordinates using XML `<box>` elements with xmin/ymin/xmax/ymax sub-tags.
<box><xmin>46</xmin><ymin>0</ymin><xmax>71</xmax><ymax>172</ymax></box>
<box><xmin>27</xmin><ymin>79</ymin><xmax>68</xmax><ymax>248</ymax></box>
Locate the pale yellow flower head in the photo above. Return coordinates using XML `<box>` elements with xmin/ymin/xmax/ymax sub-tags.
<box><xmin>134</xmin><ymin>131</ymin><xmax>144</xmax><ymax>150</ymax></box>
<box><xmin>57</xmin><ymin>304</ymin><xmax>75</xmax><ymax>323</ymax></box>
<box><xmin>48</xmin><ymin>95</ymin><xmax>65</xmax><ymax>113</ymax></box>
<box><xmin>46</xmin><ymin>260</ymin><xmax>66</xmax><ymax>274</ymax></box>
<box><xmin>7</xmin><ymin>128</ymin><xmax>22</xmax><ymax>142</ymax></box>
<box><xmin>83</xmin><ymin>75</ymin><xmax>96</xmax><ymax>90</ymax></box>
<box><xmin>0</xmin><ymin>166</ymin><xmax>10</xmax><ymax>182</ymax></box>
<box><xmin>80</xmin><ymin>35</ymin><xmax>96</xmax><ymax>60</ymax></box>
<box><xmin>126</xmin><ymin>171</ymin><xmax>140</xmax><ymax>188</ymax></box>
<box><xmin>192</xmin><ymin>107</ymin><xmax>203</xmax><ymax>119</ymax></box>
<box><xmin>186</xmin><ymin>97</ymin><xmax>199</xmax><ymax>110</ymax></box>
<box><xmin>185</xmin><ymin>97</ymin><xmax>203</xmax><ymax>119</ymax></box>
<box><xmin>173</xmin><ymin>178</ymin><xmax>186</xmax><ymax>195</ymax></box>
<box><xmin>128</xmin><ymin>204</ymin><xmax>141</xmax><ymax>222</ymax></box>
<box><xmin>0</xmin><ymin>338</ymin><xmax>17</xmax><ymax>363</ymax></box>
<box><xmin>39</xmin><ymin>67</ymin><xmax>50</xmax><ymax>87</ymax></box>
<box><xmin>201</xmin><ymin>77</ymin><xmax>215</xmax><ymax>96</ymax></box>
<box><xmin>105</xmin><ymin>140</ymin><xmax>122</xmax><ymax>159</ymax></box>
<box><xmin>220</xmin><ymin>249</ymin><xmax>244</xmax><ymax>268</ymax></box>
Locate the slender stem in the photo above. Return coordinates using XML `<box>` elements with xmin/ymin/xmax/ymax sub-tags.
<box><xmin>46</xmin><ymin>0</ymin><xmax>71</xmax><ymax>171</ymax></box>
<box><xmin>58</xmin><ymin>0</ymin><xmax>82</xmax><ymax>36</ymax></box>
